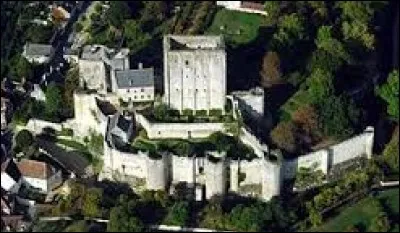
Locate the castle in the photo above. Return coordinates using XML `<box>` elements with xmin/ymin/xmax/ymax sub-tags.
<box><xmin>37</xmin><ymin>35</ymin><xmax>374</xmax><ymax>202</ymax></box>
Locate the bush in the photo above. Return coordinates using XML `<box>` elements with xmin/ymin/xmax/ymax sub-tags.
<box><xmin>209</xmin><ymin>109</ymin><xmax>223</xmax><ymax>117</ymax></box>
<box><xmin>182</xmin><ymin>109</ymin><xmax>193</xmax><ymax>116</ymax></box>
<box><xmin>196</xmin><ymin>110</ymin><xmax>207</xmax><ymax>116</ymax></box>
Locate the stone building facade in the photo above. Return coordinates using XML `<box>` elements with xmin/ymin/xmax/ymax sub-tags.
<box><xmin>163</xmin><ymin>35</ymin><xmax>227</xmax><ymax>113</ymax></box>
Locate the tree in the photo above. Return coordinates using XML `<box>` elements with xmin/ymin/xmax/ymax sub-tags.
<box><xmin>377</xmin><ymin>70</ymin><xmax>399</xmax><ymax>122</ymax></box>
<box><xmin>316</xmin><ymin>95</ymin><xmax>357</xmax><ymax>140</ymax></box>
<box><xmin>14</xmin><ymin>129</ymin><xmax>38</xmax><ymax>159</ymax></box>
<box><xmin>335</xmin><ymin>1</ymin><xmax>387</xmax><ymax>23</ymax></box>
<box><xmin>260</xmin><ymin>51</ymin><xmax>282</xmax><ymax>87</ymax></box>
<box><xmin>345</xmin><ymin>224</ymin><xmax>360</xmax><ymax>232</ymax></box>
<box><xmin>315</xmin><ymin>26</ymin><xmax>351</xmax><ymax>63</ymax></box>
<box><xmin>64</xmin><ymin>65</ymin><xmax>80</xmax><ymax>116</ymax></box>
<box><xmin>9</xmin><ymin>55</ymin><xmax>33</xmax><ymax>82</ymax></box>
<box><xmin>295</xmin><ymin>164</ymin><xmax>325</xmax><ymax>190</ymax></box>
<box><xmin>163</xmin><ymin>201</ymin><xmax>190</xmax><ymax>226</ymax></box>
<box><xmin>199</xmin><ymin>201</ymin><xmax>227</xmax><ymax>230</ymax></box>
<box><xmin>44</xmin><ymin>82</ymin><xmax>63</xmax><ymax>120</ymax></box>
<box><xmin>307</xmin><ymin>49</ymin><xmax>344</xmax><ymax>74</ymax></box>
<box><xmin>342</xmin><ymin>20</ymin><xmax>375</xmax><ymax>50</ymax></box>
<box><xmin>123</xmin><ymin>20</ymin><xmax>151</xmax><ymax>53</ymax></box>
<box><xmin>273</xmin><ymin>13</ymin><xmax>305</xmax><ymax>47</ymax></box>
<box><xmin>154</xmin><ymin>103</ymin><xmax>169</xmax><ymax>121</ymax></box>
<box><xmin>63</xmin><ymin>220</ymin><xmax>89</xmax><ymax>232</ymax></box>
<box><xmin>270</xmin><ymin>121</ymin><xmax>297</xmax><ymax>153</ymax></box>
<box><xmin>264</xmin><ymin>1</ymin><xmax>281</xmax><ymax>25</ymax></box>
<box><xmin>306</xmin><ymin>68</ymin><xmax>334</xmax><ymax>104</ymax></box>
<box><xmin>292</xmin><ymin>105</ymin><xmax>321</xmax><ymax>142</ymax></box>
<box><xmin>82</xmin><ymin>188</ymin><xmax>103</xmax><ymax>218</ymax></box>
<box><xmin>73</xmin><ymin>21</ymin><xmax>83</xmax><ymax>33</ymax></box>
<box><xmin>383</xmin><ymin>126</ymin><xmax>399</xmax><ymax>174</ymax></box>
<box><xmin>107</xmin><ymin>205</ymin><xmax>144</xmax><ymax>232</ymax></box>
<box><xmin>368</xmin><ymin>212</ymin><xmax>390</xmax><ymax>232</ymax></box>
<box><xmin>227</xmin><ymin>204</ymin><xmax>265</xmax><ymax>232</ymax></box>
<box><xmin>106</xmin><ymin>1</ymin><xmax>131</xmax><ymax>28</ymax></box>
<box><xmin>140</xmin><ymin>1</ymin><xmax>169</xmax><ymax>29</ymax></box>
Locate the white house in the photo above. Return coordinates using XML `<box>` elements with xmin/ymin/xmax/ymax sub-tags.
<box><xmin>22</xmin><ymin>43</ymin><xmax>54</xmax><ymax>64</ymax></box>
<box><xmin>111</xmin><ymin>63</ymin><xmax>155</xmax><ymax>103</ymax></box>
<box><xmin>17</xmin><ymin>159</ymin><xmax>62</xmax><ymax>193</ymax></box>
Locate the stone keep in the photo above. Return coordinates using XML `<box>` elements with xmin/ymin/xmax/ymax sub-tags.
<box><xmin>163</xmin><ymin>35</ymin><xmax>227</xmax><ymax>113</ymax></box>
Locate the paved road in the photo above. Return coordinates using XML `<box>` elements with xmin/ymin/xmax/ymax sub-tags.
<box><xmin>44</xmin><ymin>1</ymin><xmax>91</xmax><ymax>84</ymax></box>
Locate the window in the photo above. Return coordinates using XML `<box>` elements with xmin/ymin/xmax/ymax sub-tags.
<box><xmin>141</xmin><ymin>88</ymin><xmax>144</xmax><ymax>92</ymax></box>
<box><xmin>158</xmin><ymin>131</ymin><xmax>161</xmax><ymax>135</ymax></box>
<box><xmin>147</xmin><ymin>95</ymin><xmax>151</xmax><ymax>99</ymax></box>
<box><xmin>127</xmin><ymin>89</ymin><xmax>130</xmax><ymax>93</ymax></box>
<box><xmin>199</xmin><ymin>167</ymin><xmax>204</xmax><ymax>174</ymax></box>
<box><xmin>141</xmin><ymin>95</ymin><xmax>144</xmax><ymax>99</ymax></box>
<box><xmin>134</xmin><ymin>96</ymin><xmax>137</xmax><ymax>99</ymax></box>
<box><xmin>185</xmin><ymin>60</ymin><xmax>189</xmax><ymax>65</ymax></box>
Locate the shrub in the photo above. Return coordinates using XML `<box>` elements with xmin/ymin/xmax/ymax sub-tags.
<box><xmin>182</xmin><ymin>109</ymin><xmax>193</xmax><ymax>116</ymax></box>
<box><xmin>209</xmin><ymin>109</ymin><xmax>223</xmax><ymax>117</ymax></box>
<box><xmin>196</xmin><ymin>110</ymin><xmax>207</xmax><ymax>116</ymax></box>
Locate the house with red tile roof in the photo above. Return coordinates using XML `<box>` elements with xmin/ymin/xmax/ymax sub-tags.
<box><xmin>17</xmin><ymin>159</ymin><xmax>62</xmax><ymax>193</ymax></box>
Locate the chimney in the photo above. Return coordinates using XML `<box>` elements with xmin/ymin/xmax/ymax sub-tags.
<box><xmin>138</xmin><ymin>62</ymin><xmax>143</xmax><ymax>70</ymax></box>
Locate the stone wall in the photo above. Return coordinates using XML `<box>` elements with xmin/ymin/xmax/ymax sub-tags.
<box><xmin>204</xmin><ymin>157</ymin><xmax>226</xmax><ymax>199</ymax></box>
<box><xmin>135</xmin><ymin>113</ymin><xmax>225</xmax><ymax>139</ymax></box>
<box><xmin>239</xmin><ymin>127</ymin><xmax>268</xmax><ymax>157</ymax></box>
<box><xmin>282</xmin><ymin>127</ymin><xmax>375</xmax><ymax>179</ymax></box>
<box><xmin>78</xmin><ymin>60</ymin><xmax>107</xmax><ymax>93</ymax></box>
<box><xmin>171</xmin><ymin>156</ymin><xmax>195</xmax><ymax>184</ymax></box>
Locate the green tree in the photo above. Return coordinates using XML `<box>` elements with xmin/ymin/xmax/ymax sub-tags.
<box><xmin>264</xmin><ymin>1</ymin><xmax>281</xmax><ymax>25</ymax></box>
<box><xmin>382</xmin><ymin>126</ymin><xmax>399</xmax><ymax>174</ymax></box>
<box><xmin>44</xmin><ymin>82</ymin><xmax>63</xmax><ymax>120</ymax></box>
<box><xmin>306</xmin><ymin>68</ymin><xmax>334</xmax><ymax>103</ymax></box>
<box><xmin>342</xmin><ymin>20</ymin><xmax>375</xmax><ymax>50</ymax></box>
<box><xmin>274</xmin><ymin>13</ymin><xmax>305</xmax><ymax>47</ymax></box>
<box><xmin>295</xmin><ymin>164</ymin><xmax>325</xmax><ymax>190</ymax></box>
<box><xmin>14</xmin><ymin>129</ymin><xmax>38</xmax><ymax>159</ymax></box>
<box><xmin>368</xmin><ymin>212</ymin><xmax>390</xmax><ymax>232</ymax></box>
<box><xmin>82</xmin><ymin>188</ymin><xmax>103</xmax><ymax>218</ymax></box>
<box><xmin>307</xmin><ymin>49</ymin><xmax>344</xmax><ymax>74</ymax></box>
<box><xmin>163</xmin><ymin>201</ymin><xmax>190</xmax><ymax>226</ymax></box>
<box><xmin>335</xmin><ymin>1</ymin><xmax>387</xmax><ymax>23</ymax></box>
<box><xmin>377</xmin><ymin>70</ymin><xmax>399</xmax><ymax>122</ymax></box>
<box><xmin>270</xmin><ymin>121</ymin><xmax>297</xmax><ymax>153</ymax></box>
<box><xmin>106</xmin><ymin>1</ymin><xmax>131</xmax><ymax>28</ymax></box>
<box><xmin>63</xmin><ymin>220</ymin><xmax>89</xmax><ymax>232</ymax></box>
<box><xmin>123</xmin><ymin>20</ymin><xmax>151</xmax><ymax>53</ymax></box>
<box><xmin>315</xmin><ymin>25</ymin><xmax>351</xmax><ymax>63</ymax></box>
<box><xmin>107</xmin><ymin>205</ymin><xmax>144</xmax><ymax>232</ymax></box>
<box><xmin>227</xmin><ymin>204</ymin><xmax>265</xmax><ymax>232</ymax></box>
<box><xmin>199</xmin><ymin>201</ymin><xmax>227</xmax><ymax>230</ymax></box>
<box><xmin>9</xmin><ymin>55</ymin><xmax>33</xmax><ymax>82</ymax></box>
<box><xmin>154</xmin><ymin>103</ymin><xmax>170</xmax><ymax>121</ymax></box>
<box><xmin>64</xmin><ymin>65</ymin><xmax>80</xmax><ymax>116</ymax></box>
<box><xmin>316</xmin><ymin>95</ymin><xmax>358</xmax><ymax>140</ymax></box>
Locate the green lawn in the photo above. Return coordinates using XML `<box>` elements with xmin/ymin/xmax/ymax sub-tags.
<box><xmin>206</xmin><ymin>8</ymin><xmax>265</xmax><ymax>47</ymax></box>
<box><xmin>310</xmin><ymin>188</ymin><xmax>399</xmax><ymax>232</ymax></box>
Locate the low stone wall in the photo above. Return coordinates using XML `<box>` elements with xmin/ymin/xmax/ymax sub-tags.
<box><xmin>282</xmin><ymin>127</ymin><xmax>375</xmax><ymax>180</ymax></box>
<box><xmin>239</xmin><ymin>127</ymin><xmax>268</xmax><ymax>158</ymax></box>
<box><xmin>23</xmin><ymin>119</ymin><xmax>74</xmax><ymax>135</ymax></box>
<box><xmin>135</xmin><ymin>113</ymin><xmax>225</xmax><ymax>139</ymax></box>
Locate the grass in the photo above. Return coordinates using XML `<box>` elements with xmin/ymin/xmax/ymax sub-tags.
<box><xmin>280</xmin><ymin>89</ymin><xmax>311</xmax><ymax>117</ymax></box>
<box><xmin>206</xmin><ymin>8</ymin><xmax>265</xmax><ymax>47</ymax></box>
<box><xmin>310</xmin><ymin>188</ymin><xmax>399</xmax><ymax>232</ymax></box>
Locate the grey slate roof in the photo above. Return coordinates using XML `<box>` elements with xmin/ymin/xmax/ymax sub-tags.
<box><xmin>115</xmin><ymin>68</ymin><xmax>154</xmax><ymax>89</ymax></box>
<box><xmin>24</xmin><ymin>43</ymin><xmax>53</xmax><ymax>56</ymax></box>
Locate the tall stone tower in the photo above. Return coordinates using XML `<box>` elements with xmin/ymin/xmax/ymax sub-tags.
<box><xmin>163</xmin><ymin>35</ymin><xmax>227</xmax><ymax>113</ymax></box>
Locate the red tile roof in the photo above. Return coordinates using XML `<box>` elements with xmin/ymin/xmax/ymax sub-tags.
<box><xmin>17</xmin><ymin>159</ymin><xmax>55</xmax><ymax>179</ymax></box>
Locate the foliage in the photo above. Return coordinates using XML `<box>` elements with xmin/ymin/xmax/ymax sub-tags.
<box><xmin>196</xmin><ymin>110</ymin><xmax>207</xmax><ymax>116</ymax></box>
<box><xmin>335</xmin><ymin>1</ymin><xmax>386</xmax><ymax>23</ymax></box>
<box><xmin>87</xmin><ymin>131</ymin><xmax>104</xmax><ymax>156</ymax></box>
<box><xmin>14</xmin><ymin>129</ymin><xmax>38</xmax><ymax>159</ymax></box>
<box><xmin>209</xmin><ymin>109</ymin><xmax>223</xmax><ymax>117</ymax></box>
<box><xmin>260</xmin><ymin>51</ymin><xmax>282</xmax><ymax>87</ymax></box>
<box><xmin>182</xmin><ymin>109</ymin><xmax>193</xmax><ymax>116</ymax></box>
<box><xmin>315</xmin><ymin>25</ymin><xmax>351</xmax><ymax>63</ymax></box>
<box><xmin>377</xmin><ymin>70</ymin><xmax>399</xmax><ymax>122</ymax></box>
<box><xmin>307</xmin><ymin>49</ymin><xmax>344</xmax><ymax>74</ymax></box>
<box><xmin>63</xmin><ymin>220</ymin><xmax>89</xmax><ymax>232</ymax></box>
<box><xmin>107</xmin><ymin>205</ymin><xmax>144</xmax><ymax>232</ymax></box>
<box><xmin>82</xmin><ymin>188</ymin><xmax>103</xmax><ymax>218</ymax></box>
<box><xmin>306</xmin><ymin>68</ymin><xmax>334</xmax><ymax>103</ymax></box>
<box><xmin>273</xmin><ymin>13</ymin><xmax>305</xmax><ymax>47</ymax></box>
<box><xmin>163</xmin><ymin>201</ymin><xmax>190</xmax><ymax>226</ymax></box>
<box><xmin>9</xmin><ymin>54</ymin><xmax>33</xmax><ymax>82</ymax></box>
<box><xmin>106</xmin><ymin>1</ymin><xmax>131</xmax><ymax>28</ymax></box>
<box><xmin>44</xmin><ymin>82</ymin><xmax>63</xmax><ymax>120</ymax></box>
<box><xmin>382</xmin><ymin>126</ymin><xmax>399</xmax><ymax>174</ymax></box>
<box><xmin>316</xmin><ymin>95</ymin><xmax>358</xmax><ymax>140</ymax></box>
<box><xmin>199</xmin><ymin>202</ymin><xmax>227</xmax><ymax>230</ymax></box>
<box><xmin>64</xmin><ymin>65</ymin><xmax>80</xmax><ymax>113</ymax></box>
<box><xmin>270</xmin><ymin>121</ymin><xmax>297</xmax><ymax>153</ymax></box>
<box><xmin>368</xmin><ymin>212</ymin><xmax>390</xmax><ymax>232</ymax></box>
<box><xmin>154</xmin><ymin>103</ymin><xmax>170</xmax><ymax>121</ymax></box>
<box><xmin>124</xmin><ymin>20</ymin><xmax>151</xmax><ymax>53</ymax></box>
<box><xmin>227</xmin><ymin>204</ymin><xmax>265</xmax><ymax>232</ymax></box>
<box><xmin>342</xmin><ymin>20</ymin><xmax>375</xmax><ymax>50</ymax></box>
<box><xmin>263</xmin><ymin>1</ymin><xmax>281</xmax><ymax>25</ymax></box>
<box><xmin>292</xmin><ymin>104</ymin><xmax>321</xmax><ymax>142</ymax></box>
<box><xmin>295</xmin><ymin>163</ymin><xmax>325</xmax><ymax>189</ymax></box>
<box><xmin>140</xmin><ymin>1</ymin><xmax>169</xmax><ymax>30</ymax></box>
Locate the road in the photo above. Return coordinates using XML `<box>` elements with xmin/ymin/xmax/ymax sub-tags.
<box><xmin>44</xmin><ymin>1</ymin><xmax>91</xmax><ymax>84</ymax></box>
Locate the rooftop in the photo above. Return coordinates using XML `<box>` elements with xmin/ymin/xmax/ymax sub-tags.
<box><xmin>24</xmin><ymin>43</ymin><xmax>53</xmax><ymax>57</ymax></box>
<box><xmin>81</xmin><ymin>45</ymin><xmax>110</xmax><ymax>61</ymax></box>
<box><xmin>164</xmin><ymin>35</ymin><xmax>225</xmax><ymax>51</ymax></box>
<box><xmin>109</xmin><ymin>113</ymin><xmax>132</xmax><ymax>134</ymax></box>
<box><xmin>17</xmin><ymin>159</ymin><xmax>56</xmax><ymax>180</ymax></box>
<box><xmin>115</xmin><ymin>68</ymin><xmax>154</xmax><ymax>89</ymax></box>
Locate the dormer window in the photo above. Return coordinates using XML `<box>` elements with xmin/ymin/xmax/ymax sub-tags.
<box><xmin>185</xmin><ymin>60</ymin><xmax>189</xmax><ymax>66</ymax></box>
